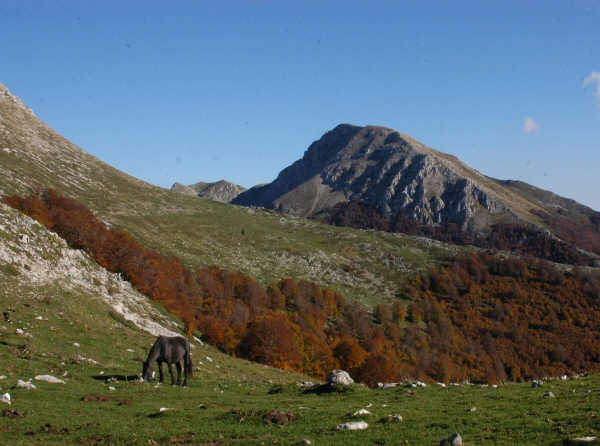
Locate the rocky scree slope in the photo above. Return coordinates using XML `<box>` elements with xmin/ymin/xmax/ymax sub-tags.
<box><xmin>0</xmin><ymin>201</ymin><xmax>181</xmax><ymax>337</ymax></box>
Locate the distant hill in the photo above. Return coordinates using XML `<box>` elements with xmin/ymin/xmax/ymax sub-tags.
<box><xmin>234</xmin><ymin>124</ymin><xmax>600</xmax><ymax>262</ymax></box>
<box><xmin>171</xmin><ymin>180</ymin><xmax>246</xmax><ymax>203</ymax></box>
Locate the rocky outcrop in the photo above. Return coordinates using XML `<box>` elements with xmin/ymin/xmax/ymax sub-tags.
<box><xmin>326</xmin><ymin>369</ymin><xmax>354</xmax><ymax>386</ymax></box>
<box><xmin>234</xmin><ymin>124</ymin><xmax>529</xmax><ymax>231</ymax></box>
<box><xmin>171</xmin><ymin>180</ymin><xmax>246</xmax><ymax>203</ymax></box>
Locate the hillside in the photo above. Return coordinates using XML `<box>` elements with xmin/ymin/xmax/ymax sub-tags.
<box><xmin>2</xmin><ymin>202</ymin><xmax>599</xmax><ymax>446</ymax></box>
<box><xmin>0</xmin><ymin>82</ymin><xmax>459</xmax><ymax>306</ymax></box>
<box><xmin>233</xmin><ymin>124</ymin><xmax>600</xmax><ymax>261</ymax></box>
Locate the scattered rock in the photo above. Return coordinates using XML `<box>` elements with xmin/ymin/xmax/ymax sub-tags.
<box><xmin>205</xmin><ymin>356</ymin><xmax>213</xmax><ymax>362</ymax></box>
<box><xmin>297</xmin><ymin>440</ymin><xmax>312</xmax><ymax>445</ymax></box>
<box><xmin>440</xmin><ymin>433</ymin><xmax>463</xmax><ymax>445</ymax></box>
<box><xmin>34</xmin><ymin>375</ymin><xmax>65</xmax><ymax>384</ymax></box>
<box><xmin>377</xmin><ymin>382</ymin><xmax>399</xmax><ymax>388</ymax></box>
<box><xmin>148</xmin><ymin>407</ymin><xmax>173</xmax><ymax>418</ymax></box>
<box><xmin>544</xmin><ymin>392</ymin><xmax>556</xmax><ymax>398</ymax></box>
<box><xmin>297</xmin><ymin>381</ymin><xmax>314</xmax><ymax>388</ymax></box>
<box><xmin>73</xmin><ymin>342</ymin><xmax>80</xmax><ymax>347</ymax></box>
<box><xmin>16</xmin><ymin>379</ymin><xmax>36</xmax><ymax>390</ymax></box>
<box><xmin>385</xmin><ymin>414</ymin><xmax>403</xmax><ymax>423</ymax></box>
<box><xmin>108</xmin><ymin>386</ymin><xmax>116</xmax><ymax>391</ymax></box>
<box><xmin>337</xmin><ymin>421</ymin><xmax>368</xmax><ymax>430</ymax></box>
<box><xmin>469</xmin><ymin>407</ymin><xmax>477</xmax><ymax>412</ymax></box>
<box><xmin>352</xmin><ymin>409</ymin><xmax>371</xmax><ymax>417</ymax></box>
<box><xmin>0</xmin><ymin>376</ymin><xmax>6</xmax><ymax>380</ymax></box>
<box><xmin>0</xmin><ymin>393</ymin><xmax>11</xmax><ymax>405</ymax></box>
<box><xmin>76</xmin><ymin>354</ymin><xmax>98</xmax><ymax>365</ymax></box>
<box><xmin>532</xmin><ymin>380</ymin><xmax>543</xmax><ymax>388</ymax></box>
<box><xmin>264</xmin><ymin>410</ymin><xmax>296</xmax><ymax>426</ymax></box>
<box><xmin>327</xmin><ymin>370</ymin><xmax>354</xmax><ymax>386</ymax></box>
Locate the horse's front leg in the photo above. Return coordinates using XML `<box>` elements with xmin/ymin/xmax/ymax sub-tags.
<box><xmin>158</xmin><ymin>360</ymin><xmax>164</xmax><ymax>383</ymax></box>
<box><xmin>167</xmin><ymin>363</ymin><xmax>175</xmax><ymax>385</ymax></box>
<box><xmin>175</xmin><ymin>362</ymin><xmax>182</xmax><ymax>386</ymax></box>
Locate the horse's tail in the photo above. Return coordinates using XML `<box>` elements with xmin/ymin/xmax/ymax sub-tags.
<box><xmin>185</xmin><ymin>341</ymin><xmax>193</xmax><ymax>379</ymax></box>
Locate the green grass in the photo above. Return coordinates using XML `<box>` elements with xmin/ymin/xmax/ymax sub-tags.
<box><xmin>1</xmin><ymin>271</ymin><xmax>599</xmax><ymax>446</ymax></box>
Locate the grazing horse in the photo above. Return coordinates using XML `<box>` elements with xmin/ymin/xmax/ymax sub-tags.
<box><xmin>142</xmin><ymin>336</ymin><xmax>192</xmax><ymax>386</ymax></box>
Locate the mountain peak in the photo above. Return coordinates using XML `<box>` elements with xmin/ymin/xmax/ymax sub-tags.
<box><xmin>233</xmin><ymin>123</ymin><xmax>550</xmax><ymax>230</ymax></box>
<box><xmin>0</xmin><ymin>82</ymin><xmax>35</xmax><ymax>116</ymax></box>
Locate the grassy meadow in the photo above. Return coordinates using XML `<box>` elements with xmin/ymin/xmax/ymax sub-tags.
<box><xmin>1</xmin><ymin>272</ymin><xmax>599</xmax><ymax>446</ymax></box>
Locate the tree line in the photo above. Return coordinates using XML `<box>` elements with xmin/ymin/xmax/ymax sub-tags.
<box><xmin>321</xmin><ymin>200</ymin><xmax>600</xmax><ymax>266</ymax></box>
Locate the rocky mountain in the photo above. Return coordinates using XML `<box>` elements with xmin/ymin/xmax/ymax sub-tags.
<box><xmin>171</xmin><ymin>180</ymin><xmax>246</xmax><ymax>203</ymax></box>
<box><xmin>234</xmin><ymin>124</ymin><xmax>600</xmax><ymax>257</ymax></box>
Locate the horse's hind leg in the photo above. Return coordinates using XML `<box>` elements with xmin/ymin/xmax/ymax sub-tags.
<box><xmin>158</xmin><ymin>361</ymin><xmax>164</xmax><ymax>383</ymax></box>
<box><xmin>175</xmin><ymin>362</ymin><xmax>182</xmax><ymax>385</ymax></box>
<box><xmin>167</xmin><ymin>363</ymin><xmax>175</xmax><ymax>385</ymax></box>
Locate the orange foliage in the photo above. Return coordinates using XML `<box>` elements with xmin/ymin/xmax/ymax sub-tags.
<box><xmin>5</xmin><ymin>189</ymin><xmax>600</xmax><ymax>386</ymax></box>
<box><xmin>236</xmin><ymin>312</ymin><xmax>303</xmax><ymax>371</ymax></box>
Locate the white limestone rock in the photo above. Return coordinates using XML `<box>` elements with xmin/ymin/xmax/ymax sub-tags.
<box><xmin>337</xmin><ymin>421</ymin><xmax>368</xmax><ymax>430</ymax></box>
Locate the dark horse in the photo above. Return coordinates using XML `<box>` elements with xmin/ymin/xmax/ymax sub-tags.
<box><xmin>142</xmin><ymin>336</ymin><xmax>192</xmax><ymax>386</ymax></box>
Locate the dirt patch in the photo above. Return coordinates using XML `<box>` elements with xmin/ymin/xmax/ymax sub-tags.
<box><xmin>2</xmin><ymin>408</ymin><xmax>24</xmax><ymax>418</ymax></box>
<box><xmin>81</xmin><ymin>394</ymin><xmax>112</xmax><ymax>402</ymax></box>
<box><xmin>26</xmin><ymin>423</ymin><xmax>73</xmax><ymax>435</ymax></box>
<box><xmin>76</xmin><ymin>434</ymin><xmax>113</xmax><ymax>445</ymax></box>
<box><xmin>263</xmin><ymin>410</ymin><xmax>296</xmax><ymax>426</ymax></box>
<box><xmin>118</xmin><ymin>400</ymin><xmax>132</xmax><ymax>406</ymax></box>
<box><xmin>167</xmin><ymin>432</ymin><xmax>196</xmax><ymax>444</ymax></box>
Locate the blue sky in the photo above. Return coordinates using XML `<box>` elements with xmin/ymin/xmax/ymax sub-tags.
<box><xmin>2</xmin><ymin>0</ymin><xmax>599</xmax><ymax>210</ymax></box>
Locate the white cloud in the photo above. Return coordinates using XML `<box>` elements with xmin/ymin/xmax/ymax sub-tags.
<box><xmin>523</xmin><ymin>116</ymin><xmax>538</xmax><ymax>133</ymax></box>
<box><xmin>583</xmin><ymin>71</ymin><xmax>600</xmax><ymax>106</ymax></box>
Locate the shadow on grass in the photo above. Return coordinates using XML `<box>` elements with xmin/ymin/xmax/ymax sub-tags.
<box><xmin>91</xmin><ymin>374</ymin><xmax>140</xmax><ymax>382</ymax></box>
<box><xmin>302</xmin><ymin>383</ymin><xmax>356</xmax><ymax>395</ymax></box>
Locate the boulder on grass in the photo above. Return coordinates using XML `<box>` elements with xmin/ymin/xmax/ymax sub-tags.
<box><xmin>327</xmin><ymin>370</ymin><xmax>354</xmax><ymax>386</ymax></box>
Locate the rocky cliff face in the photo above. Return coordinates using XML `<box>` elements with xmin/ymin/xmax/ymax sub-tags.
<box><xmin>234</xmin><ymin>124</ymin><xmax>538</xmax><ymax>231</ymax></box>
<box><xmin>171</xmin><ymin>180</ymin><xmax>246</xmax><ymax>203</ymax></box>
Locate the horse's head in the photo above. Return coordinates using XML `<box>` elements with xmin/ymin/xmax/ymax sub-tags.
<box><xmin>142</xmin><ymin>360</ymin><xmax>152</xmax><ymax>382</ymax></box>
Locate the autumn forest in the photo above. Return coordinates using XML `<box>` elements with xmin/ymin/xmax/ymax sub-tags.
<box><xmin>4</xmin><ymin>190</ymin><xmax>600</xmax><ymax>386</ymax></box>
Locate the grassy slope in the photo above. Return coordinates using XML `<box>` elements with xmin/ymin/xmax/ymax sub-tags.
<box><xmin>0</xmin><ymin>87</ymin><xmax>463</xmax><ymax>306</ymax></box>
<box><xmin>1</xmin><ymin>273</ymin><xmax>599</xmax><ymax>446</ymax></box>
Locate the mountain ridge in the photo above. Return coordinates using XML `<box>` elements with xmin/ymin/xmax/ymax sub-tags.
<box><xmin>171</xmin><ymin>179</ymin><xmax>246</xmax><ymax>202</ymax></box>
<box><xmin>233</xmin><ymin>123</ymin><xmax>600</xmax><ymax>257</ymax></box>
